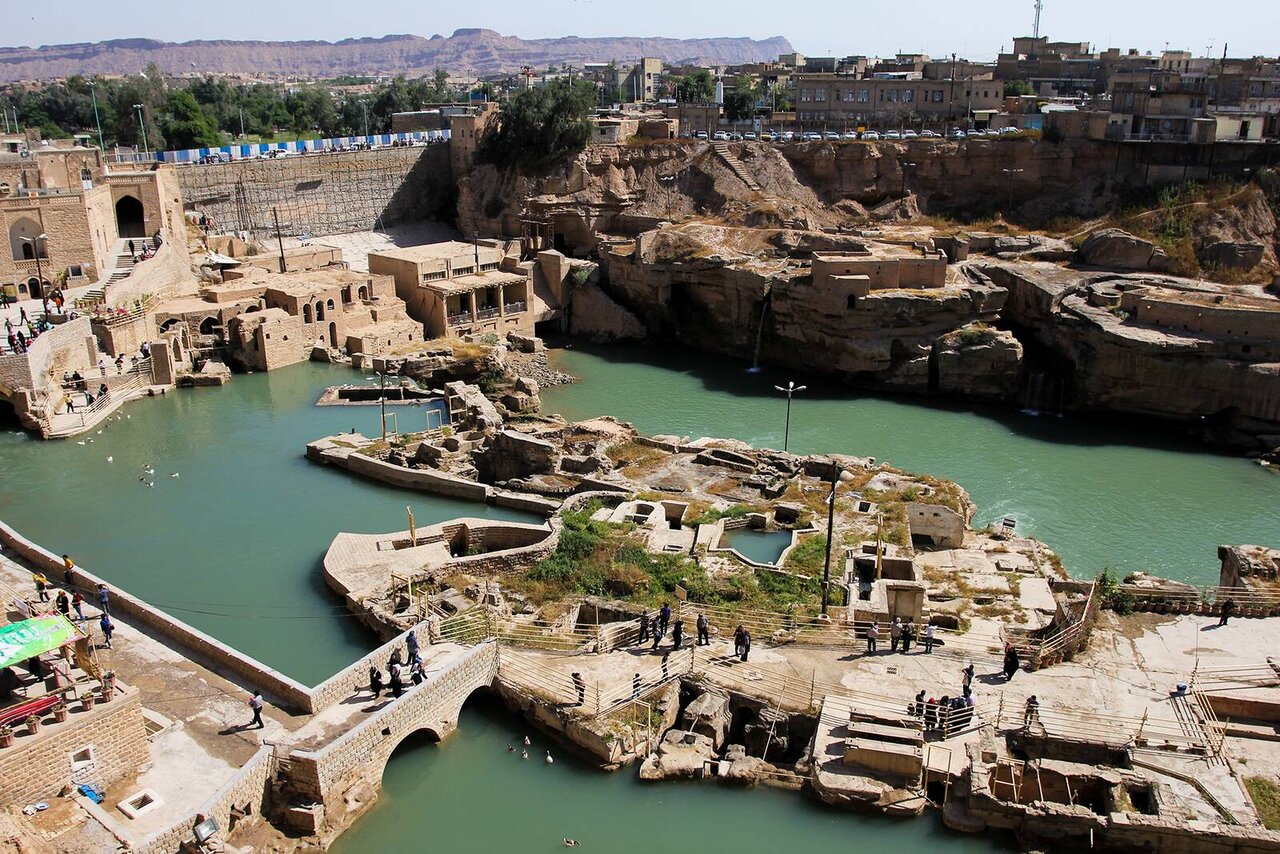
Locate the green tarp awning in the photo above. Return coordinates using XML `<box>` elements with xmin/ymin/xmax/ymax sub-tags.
<box><xmin>0</xmin><ymin>615</ymin><xmax>78</xmax><ymax>669</ymax></box>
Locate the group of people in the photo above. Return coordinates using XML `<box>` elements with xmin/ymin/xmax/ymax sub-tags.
<box><xmin>368</xmin><ymin>631</ymin><xmax>426</xmax><ymax>700</ymax></box>
<box><xmin>29</xmin><ymin>557</ymin><xmax>115</xmax><ymax>651</ymax></box>
<box><xmin>636</xmin><ymin>604</ymin><xmax>733</xmax><ymax>658</ymax></box>
<box><xmin>864</xmin><ymin>616</ymin><xmax>936</xmax><ymax>655</ymax></box>
<box><xmin>906</xmin><ymin>662</ymin><xmax>980</xmax><ymax>733</ymax></box>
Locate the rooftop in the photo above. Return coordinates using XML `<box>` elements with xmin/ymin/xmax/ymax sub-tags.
<box><xmin>370</xmin><ymin>241</ymin><xmax>483</xmax><ymax>263</ymax></box>
<box><xmin>425</xmin><ymin>270</ymin><xmax>528</xmax><ymax>295</ymax></box>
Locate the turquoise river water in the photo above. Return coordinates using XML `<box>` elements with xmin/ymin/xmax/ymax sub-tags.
<box><xmin>0</xmin><ymin>345</ymin><xmax>1275</xmax><ymax>852</ymax></box>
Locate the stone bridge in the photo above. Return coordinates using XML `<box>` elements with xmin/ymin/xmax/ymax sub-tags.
<box><xmin>279</xmin><ymin>641</ymin><xmax>499</xmax><ymax>836</ymax></box>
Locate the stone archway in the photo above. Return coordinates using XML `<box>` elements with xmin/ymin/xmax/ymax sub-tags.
<box><xmin>115</xmin><ymin>195</ymin><xmax>145</xmax><ymax>239</ymax></box>
<box><xmin>328</xmin><ymin>322</ymin><xmax>338</xmax><ymax>348</ymax></box>
<box><xmin>8</xmin><ymin>217</ymin><xmax>44</xmax><ymax>261</ymax></box>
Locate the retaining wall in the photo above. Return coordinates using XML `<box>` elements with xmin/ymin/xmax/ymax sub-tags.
<box><xmin>344</xmin><ymin>452</ymin><xmax>491</xmax><ymax>501</ymax></box>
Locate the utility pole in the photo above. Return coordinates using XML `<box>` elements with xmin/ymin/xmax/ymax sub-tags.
<box><xmin>1032</xmin><ymin>0</ymin><xmax>1044</xmax><ymax>40</ymax></box>
<box><xmin>773</xmin><ymin>381</ymin><xmax>806</xmax><ymax>452</ymax></box>
<box><xmin>89</xmin><ymin>81</ymin><xmax>105</xmax><ymax>153</ymax></box>
<box><xmin>821</xmin><ymin>458</ymin><xmax>838</xmax><ymax>616</ymax></box>
<box><xmin>273</xmin><ymin>207</ymin><xmax>287</xmax><ymax>273</ymax></box>
<box><xmin>133</xmin><ymin>104</ymin><xmax>149</xmax><ymax>160</ymax></box>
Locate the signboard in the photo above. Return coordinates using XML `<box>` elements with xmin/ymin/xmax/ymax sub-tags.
<box><xmin>0</xmin><ymin>615</ymin><xmax>78</xmax><ymax>668</ymax></box>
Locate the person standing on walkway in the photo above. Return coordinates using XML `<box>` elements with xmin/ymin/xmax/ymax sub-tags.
<box><xmin>1003</xmin><ymin>644</ymin><xmax>1020</xmax><ymax>681</ymax></box>
<box><xmin>670</xmin><ymin>618</ymin><xmax>684</xmax><ymax>650</ymax></box>
<box><xmin>33</xmin><ymin>572</ymin><xmax>50</xmax><ymax>603</ymax></box>
<box><xmin>902</xmin><ymin>620</ymin><xmax>915</xmax><ymax>654</ymax></box>
<box><xmin>406</xmin><ymin>629</ymin><xmax>420</xmax><ymax>663</ymax></box>
<box><xmin>739</xmin><ymin>629</ymin><xmax>751</xmax><ymax>662</ymax></box>
<box><xmin>865</xmin><ymin>621</ymin><xmax>878</xmax><ymax>653</ymax></box>
<box><xmin>572</xmin><ymin>672</ymin><xmax>586</xmax><ymax>706</ymax></box>
<box><xmin>651</xmin><ymin>618</ymin><xmax>665</xmax><ymax>651</ymax></box>
<box><xmin>1219</xmin><ymin>598</ymin><xmax>1236</xmax><ymax>627</ymax></box>
<box><xmin>923</xmin><ymin>623</ymin><xmax>935</xmax><ymax>654</ymax></box>
<box><xmin>96</xmin><ymin>584</ymin><xmax>110</xmax><ymax>614</ymax></box>
<box><xmin>1024</xmin><ymin>695</ymin><xmax>1040</xmax><ymax>727</ymax></box>
<box><xmin>733</xmin><ymin>625</ymin><xmax>745</xmax><ymax>659</ymax></box>
<box><xmin>62</xmin><ymin>554</ymin><xmax>76</xmax><ymax>588</ymax></box>
<box><xmin>248</xmin><ymin>690</ymin><xmax>265</xmax><ymax>729</ymax></box>
<box><xmin>889</xmin><ymin>617</ymin><xmax>902</xmax><ymax>653</ymax></box>
<box><xmin>632</xmin><ymin>672</ymin><xmax>641</xmax><ymax>700</ymax></box>
<box><xmin>72</xmin><ymin>592</ymin><xmax>85</xmax><ymax>622</ymax></box>
<box><xmin>388</xmin><ymin>661</ymin><xmax>404</xmax><ymax>698</ymax></box>
<box><xmin>962</xmin><ymin>662</ymin><xmax>975</xmax><ymax>695</ymax></box>
<box><xmin>410</xmin><ymin>658</ymin><xmax>424</xmax><ymax>685</ymax></box>
<box><xmin>638</xmin><ymin>611</ymin><xmax>650</xmax><ymax>644</ymax></box>
<box><xmin>696</xmin><ymin>613</ymin><xmax>709</xmax><ymax>646</ymax></box>
<box><xmin>658</xmin><ymin>602</ymin><xmax>671</xmax><ymax>635</ymax></box>
<box><xmin>55</xmin><ymin>590</ymin><xmax>70</xmax><ymax>618</ymax></box>
<box><xmin>99</xmin><ymin>613</ymin><xmax>114</xmax><ymax>649</ymax></box>
<box><xmin>369</xmin><ymin>664</ymin><xmax>384</xmax><ymax>698</ymax></box>
<box><xmin>127</xmin><ymin>239</ymin><xmax>135</xmax><ymax>257</ymax></box>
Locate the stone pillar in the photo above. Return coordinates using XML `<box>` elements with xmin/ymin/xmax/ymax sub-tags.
<box><xmin>148</xmin><ymin>340</ymin><xmax>177</xmax><ymax>385</ymax></box>
<box><xmin>468</xmin><ymin>291</ymin><xmax>478</xmax><ymax>323</ymax></box>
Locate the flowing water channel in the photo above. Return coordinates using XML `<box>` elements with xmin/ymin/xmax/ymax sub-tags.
<box><xmin>0</xmin><ymin>346</ymin><xmax>1276</xmax><ymax>851</ymax></box>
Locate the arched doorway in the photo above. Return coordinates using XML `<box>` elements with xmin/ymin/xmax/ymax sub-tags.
<box><xmin>302</xmin><ymin>304</ymin><xmax>313</xmax><ymax>324</ymax></box>
<box><xmin>9</xmin><ymin>217</ymin><xmax>44</xmax><ymax>261</ymax></box>
<box><xmin>115</xmin><ymin>195</ymin><xmax>145</xmax><ymax>239</ymax></box>
<box><xmin>198</xmin><ymin>316</ymin><xmax>218</xmax><ymax>336</ymax></box>
<box><xmin>328</xmin><ymin>322</ymin><xmax>338</xmax><ymax>347</ymax></box>
<box><xmin>26</xmin><ymin>277</ymin><xmax>43</xmax><ymax>300</ymax></box>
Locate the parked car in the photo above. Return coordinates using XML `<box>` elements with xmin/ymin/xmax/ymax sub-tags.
<box><xmin>861</xmin><ymin>130</ymin><xmax>881</xmax><ymax>140</ymax></box>
<box><xmin>902</xmin><ymin>130</ymin><xmax>919</xmax><ymax>140</ymax></box>
<box><xmin>884</xmin><ymin>130</ymin><xmax>902</xmax><ymax>140</ymax></box>
<box><xmin>759</xmin><ymin>131</ymin><xmax>776</xmax><ymax>142</ymax></box>
<box><xmin>841</xmin><ymin>131</ymin><xmax>858</xmax><ymax>140</ymax></box>
<box><xmin>948</xmin><ymin>128</ymin><xmax>966</xmax><ymax>140</ymax></box>
<box><xmin>921</xmin><ymin>130</ymin><xmax>942</xmax><ymax>139</ymax></box>
<box><xmin>695</xmin><ymin>131</ymin><xmax>709</xmax><ymax>140</ymax></box>
<box><xmin>803</xmin><ymin>131</ymin><xmax>822</xmax><ymax>141</ymax></box>
<box><xmin>743</xmin><ymin>132</ymin><xmax>757</xmax><ymax>140</ymax></box>
<box><xmin>780</xmin><ymin>131</ymin><xmax>796</xmax><ymax>141</ymax></box>
<box><xmin>999</xmin><ymin>126</ymin><xmax>1022</xmax><ymax>136</ymax></box>
<box><xmin>712</xmin><ymin>131</ymin><xmax>729</xmax><ymax>141</ymax></box>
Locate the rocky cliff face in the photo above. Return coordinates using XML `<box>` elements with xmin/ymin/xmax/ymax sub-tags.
<box><xmin>0</xmin><ymin>31</ymin><xmax>792</xmax><ymax>81</ymax></box>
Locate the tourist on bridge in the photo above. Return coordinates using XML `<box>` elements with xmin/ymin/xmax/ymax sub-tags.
<box><xmin>248</xmin><ymin>690</ymin><xmax>264</xmax><ymax>729</ymax></box>
<box><xmin>55</xmin><ymin>590</ymin><xmax>70</xmax><ymax>618</ymax></box>
<box><xmin>865</xmin><ymin>621</ymin><xmax>878</xmax><ymax>653</ymax></box>
<box><xmin>739</xmin><ymin>629</ymin><xmax>751</xmax><ymax>662</ymax></box>
<box><xmin>638</xmin><ymin>611</ymin><xmax>650</xmax><ymax>643</ymax></box>
<box><xmin>923</xmin><ymin>623</ymin><xmax>936</xmax><ymax>654</ymax></box>
<box><xmin>72</xmin><ymin>592</ymin><xmax>85</xmax><ymax>622</ymax></box>
<box><xmin>96</xmin><ymin>583</ymin><xmax>110</xmax><ymax>614</ymax></box>
<box><xmin>389</xmin><ymin>661</ymin><xmax>404</xmax><ymax>698</ymax></box>
<box><xmin>1024</xmin><ymin>695</ymin><xmax>1041</xmax><ymax>727</ymax></box>
<box><xmin>406</xmin><ymin>630</ymin><xmax>420</xmax><ymax>662</ymax></box>
<box><xmin>1218</xmin><ymin>598</ymin><xmax>1236</xmax><ymax>627</ymax></box>
<box><xmin>632</xmin><ymin>672</ymin><xmax>641</xmax><ymax>700</ymax></box>
<box><xmin>961</xmin><ymin>662</ymin><xmax>975</xmax><ymax>694</ymax></box>
<box><xmin>99</xmin><ymin>613</ymin><xmax>114</xmax><ymax>649</ymax></box>
<box><xmin>889</xmin><ymin>617</ymin><xmax>902</xmax><ymax>653</ymax></box>
<box><xmin>671</xmin><ymin>618</ymin><xmax>684</xmax><ymax>650</ymax></box>
<box><xmin>572</xmin><ymin>672</ymin><xmax>586</xmax><ymax>706</ymax></box>
<box><xmin>902</xmin><ymin>620</ymin><xmax>916</xmax><ymax>654</ymax></box>
<box><xmin>33</xmin><ymin>572</ymin><xmax>50</xmax><ymax>603</ymax></box>
<box><xmin>658</xmin><ymin>602</ymin><xmax>672</xmax><ymax>635</ymax></box>
<box><xmin>389</xmin><ymin>648</ymin><xmax>402</xmax><ymax>670</ymax></box>
<box><xmin>1003</xmin><ymin>644</ymin><xmax>1020</xmax><ymax>681</ymax></box>
<box><xmin>62</xmin><ymin>554</ymin><xmax>75</xmax><ymax>587</ymax></box>
<box><xmin>733</xmin><ymin>625</ymin><xmax>745</xmax><ymax>658</ymax></box>
<box><xmin>369</xmin><ymin>665</ymin><xmax>384</xmax><ymax>697</ymax></box>
<box><xmin>410</xmin><ymin>659</ymin><xmax>424</xmax><ymax>685</ymax></box>
<box><xmin>696</xmin><ymin>613</ymin><xmax>709</xmax><ymax>646</ymax></box>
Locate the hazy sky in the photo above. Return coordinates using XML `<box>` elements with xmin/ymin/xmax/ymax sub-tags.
<box><xmin>5</xmin><ymin>0</ymin><xmax>1278</xmax><ymax>60</ymax></box>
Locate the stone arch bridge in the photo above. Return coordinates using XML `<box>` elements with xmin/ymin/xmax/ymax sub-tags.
<box><xmin>279</xmin><ymin>641</ymin><xmax>499</xmax><ymax>836</ymax></box>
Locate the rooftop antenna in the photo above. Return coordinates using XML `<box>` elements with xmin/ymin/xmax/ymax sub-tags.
<box><xmin>1033</xmin><ymin>0</ymin><xmax>1043</xmax><ymax>39</ymax></box>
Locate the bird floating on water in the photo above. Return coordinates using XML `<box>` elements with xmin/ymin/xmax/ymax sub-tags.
<box><xmin>521</xmin><ymin>749</ymin><xmax>528</xmax><ymax>759</ymax></box>
<box><xmin>170</xmin><ymin>472</ymin><xmax>180</xmax><ymax>478</ymax></box>
<box><xmin>523</xmin><ymin>735</ymin><xmax>531</xmax><ymax>746</ymax></box>
<box><xmin>76</xmin><ymin>440</ymin><xmax>85</xmax><ymax>446</ymax></box>
<box><xmin>545</xmin><ymin>751</ymin><xmax>554</xmax><ymax>765</ymax></box>
<box><xmin>106</xmin><ymin>456</ymin><xmax>113</xmax><ymax>463</ymax></box>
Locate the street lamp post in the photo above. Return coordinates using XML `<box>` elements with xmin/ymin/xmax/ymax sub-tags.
<box><xmin>88</xmin><ymin>81</ymin><xmax>105</xmax><ymax>153</ymax></box>
<box><xmin>1002</xmin><ymin>168</ymin><xmax>1025</xmax><ymax>218</ymax></box>
<box><xmin>373</xmin><ymin>371</ymin><xmax>398</xmax><ymax>440</ymax></box>
<box><xmin>820</xmin><ymin>458</ymin><xmax>839</xmax><ymax>616</ymax></box>
<box><xmin>132</xmin><ymin>104</ymin><xmax>149</xmax><ymax>160</ymax></box>
<box><xmin>657</xmin><ymin>174</ymin><xmax>677</xmax><ymax>220</ymax></box>
<box><xmin>773</xmin><ymin>381</ymin><xmax>806</xmax><ymax>452</ymax></box>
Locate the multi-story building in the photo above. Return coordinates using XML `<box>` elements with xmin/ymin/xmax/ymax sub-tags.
<box><xmin>1108</xmin><ymin>54</ymin><xmax>1280</xmax><ymax>141</ymax></box>
<box><xmin>583</xmin><ymin>58</ymin><xmax>666</xmax><ymax>104</ymax></box>
<box><xmin>1</xmin><ymin>129</ymin><xmax>186</xmax><ymax>302</ymax></box>
<box><xmin>368</xmin><ymin>240</ymin><xmax>535</xmax><ymax>339</ymax></box>
<box><xmin>793</xmin><ymin>71</ymin><xmax>1003</xmax><ymax>127</ymax></box>
<box><xmin>996</xmin><ymin>37</ymin><xmax>1159</xmax><ymax>98</ymax></box>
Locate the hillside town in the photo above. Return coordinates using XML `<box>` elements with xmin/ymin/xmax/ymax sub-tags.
<box><xmin>0</xmin><ymin>9</ymin><xmax>1279</xmax><ymax>854</ymax></box>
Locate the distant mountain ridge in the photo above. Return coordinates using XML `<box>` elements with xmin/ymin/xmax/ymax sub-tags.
<box><xmin>0</xmin><ymin>29</ymin><xmax>794</xmax><ymax>82</ymax></box>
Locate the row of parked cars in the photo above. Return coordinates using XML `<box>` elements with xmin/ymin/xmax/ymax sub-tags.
<box><xmin>690</xmin><ymin>126</ymin><xmax>1027</xmax><ymax>143</ymax></box>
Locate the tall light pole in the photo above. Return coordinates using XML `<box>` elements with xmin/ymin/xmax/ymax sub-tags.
<box><xmin>88</xmin><ymin>81</ymin><xmax>105</xmax><ymax>153</ymax></box>
<box><xmin>1002</xmin><ymin>167</ymin><xmax>1024</xmax><ymax>218</ymax></box>
<box><xmin>132</xmin><ymin>104</ymin><xmax>149</xmax><ymax>160</ymax></box>
<box><xmin>361</xmin><ymin>101</ymin><xmax>370</xmax><ymax>140</ymax></box>
<box><xmin>821</xmin><ymin>458</ymin><xmax>839</xmax><ymax>616</ymax></box>
<box><xmin>774</xmin><ymin>381</ymin><xmax>806</xmax><ymax>452</ymax></box>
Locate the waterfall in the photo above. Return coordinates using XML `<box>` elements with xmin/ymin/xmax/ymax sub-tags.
<box><xmin>748</xmin><ymin>290</ymin><xmax>772</xmax><ymax>373</ymax></box>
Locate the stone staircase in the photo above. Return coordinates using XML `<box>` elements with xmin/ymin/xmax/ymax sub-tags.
<box><xmin>710</xmin><ymin>141</ymin><xmax>762</xmax><ymax>192</ymax></box>
<box><xmin>77</xmin><ymin>238</ymin><xmax>156</xmax><ymax>308</ymax></box>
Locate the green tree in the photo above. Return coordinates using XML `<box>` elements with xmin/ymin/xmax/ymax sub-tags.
<box><xmin>676</xmin><ymin>69</ymin><xmax>715</xmax><ymax>103</ymax></box>
<box><xmin>478</xmin><ymin>78</ymin><xmax>597</xmax><ymax>171</ymax></box>
<box><xmin>723</xmin><ymin>75</ymin><xmax>758</xmax><ymax>122</ymax></box>
<box><xmin>160</xmin><ymin>90</ymin><xmax>222</xmax><ymax>149</ymax></box>
<box><xmin>1004</xmin><ymin>80</ymin><xmax>1034</xmax><ymax>97</ymax></box>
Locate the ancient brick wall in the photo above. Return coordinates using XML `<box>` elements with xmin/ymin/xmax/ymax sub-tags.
<box><xmin>177</xmin><ymin>146</ymin><xmax>452</xmax><ymax>239</ymax></box>
<box><xmin>0</xmin><ymin>688</ymin><xmax>148</xmax><ymax>806</ymax></box>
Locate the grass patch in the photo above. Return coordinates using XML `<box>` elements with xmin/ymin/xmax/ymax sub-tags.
<box><xmin>605</xmin><ymin>440</ymin><xmax>670</xmax><ymax>474</ymax></box>
<box><xmin>1246</xmin><ymin>776</ymin><xmax>1280</xmax><ymax>830</ymax></box>
<box><xmin>782</xmin><ymin>534</ymin><xmax>827</xmax><ymax>576</ymax></box>
<box><xmin>689</xmin><ymin>503</ymin><xmax>762</xmax><ymax>525</ymax></box>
